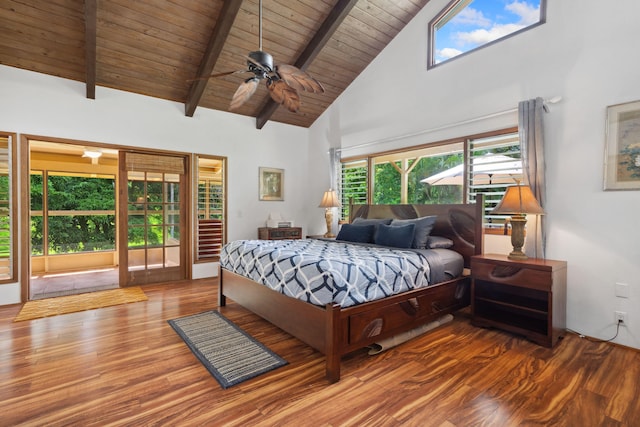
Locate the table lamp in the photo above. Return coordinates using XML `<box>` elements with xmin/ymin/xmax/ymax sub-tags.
<box><xmin>491</xmin><ymin>183</ymin><xmax>544</xmax><ymax>260</ymax></box>
<box><xmin>319</xmin><ymin>189</ymin><xmax>341</xmax><ymax>238</ymax></box>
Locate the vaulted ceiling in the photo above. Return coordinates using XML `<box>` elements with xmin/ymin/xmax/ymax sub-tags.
<box><xmin>1</xmin><ymin>0</ymin><xmax>430</xmax><ymax>128</ymax></box>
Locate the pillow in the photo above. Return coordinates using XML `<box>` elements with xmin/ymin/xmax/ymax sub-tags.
<box><xmin>352</xmin><ymin>217</ymin><xmax>393</xmax><ymax>227</ymax></box>
<box><xmin>390</xmin><ymin>215</ymin><xmax>437</xmax><ymax>249</ymax></box>
<box><xmin>374</xmin><ymin>223</ymin><xmax>416</xmax><ymax>248</ymax></box>
<box><xmin>335</xmin><ymin>224</ymin><xmax>375</xmax><ymax>243</ymax></box>
<box><xmin>426</xmin><ymin>235</ymin><xmax>454</xmax><ymax>249</ymax></box>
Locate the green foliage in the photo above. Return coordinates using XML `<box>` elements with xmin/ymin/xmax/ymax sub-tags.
<box><xmin>31</xmin><ymin>175</ymin><xmax>116</xmax><ymax>255</ymax></box>
<box><xmin>373</xmin><ymin>154</ymin><xmax>464</xmax><ymax>205</ymax></box>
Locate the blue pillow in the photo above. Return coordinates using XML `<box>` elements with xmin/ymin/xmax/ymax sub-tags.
<box><xmin>336</xmin><ymin>224</ymin><xmax>375</xmax><ymax>243</ymax></box>
<box><xmin>390</xmin><ymin>216</ymin><xmax>437</xmax><ymax>249</ymax></box>
<box><xmin>374</xmin><ymin>223</ymin><xmax>416</xmax><ymax>248</ymax></box>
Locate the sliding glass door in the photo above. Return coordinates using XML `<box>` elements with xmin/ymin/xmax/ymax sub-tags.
<box><xmin>119</xmin><ymin>152</ymin><xmax>188</xmax><ymax>286</ymax></box>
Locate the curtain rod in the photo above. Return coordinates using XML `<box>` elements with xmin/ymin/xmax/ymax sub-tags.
<box><xmin>338</xmin><ymin>96</ymin><xmax>561</xmax><ymax>153</ymax></box>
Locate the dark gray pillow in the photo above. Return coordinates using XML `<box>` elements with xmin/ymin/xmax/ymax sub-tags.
<box><xmin>336</xmin><ymin>224</ymin><xmax>375</xmax><ymax>243</ymax></box>
<box><xmin>390</xmin><ymin>215</ymin><xmax>437</xmax><ymax>249</ymax></box>
<box><xmin>352</xmin><ymin>217</ymin><xmax>393</xmax><ymax>226</ymax></box>
<box><xmin>426</xmin><ymin>235</ymin><xmax>454</xmax><ymax>249</ymax></box>
<box><xmin>374</xmin><ymin>223</ymin><xmax>416</xmax><ymax>248</ymax></box>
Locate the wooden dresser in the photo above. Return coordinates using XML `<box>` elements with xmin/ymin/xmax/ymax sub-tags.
<box><xmin>258</xmin><ymin>227</ymin><xmax>302</xmax><ymax>240</ymax></box>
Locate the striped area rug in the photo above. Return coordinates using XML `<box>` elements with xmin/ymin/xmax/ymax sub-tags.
<box><xmin>14</xmin><ymin>287</ymin><xmax>148</xmax><ymax>322</ymax></box>
<box><xmin>168</xmin><ymin>310</ymin><xmax>287</xmax><ymax>389</ymax></box>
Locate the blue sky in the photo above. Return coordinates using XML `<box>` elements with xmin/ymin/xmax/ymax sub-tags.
<box><xmin>434</xmin><ymin>0</ymin><xmax>542</xmax><ymax>63</ymax></box>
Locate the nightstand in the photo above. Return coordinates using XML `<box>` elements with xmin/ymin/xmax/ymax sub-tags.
<box><xmin>471</xmin><ymin>254</ymin><xmax>567</xmax><ymax>348</ymax></box>
<box><xmin>258</xmin><ymin>227</ymin><xmax>302</xmax><ymax>240</ymax></box>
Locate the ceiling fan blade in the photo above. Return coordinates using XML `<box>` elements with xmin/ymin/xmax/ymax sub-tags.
<box><xmin>275</xmin><ymin>64</ymin><xmax>325</xmax><ymax>94</ymax></box>
<box><xmin>187</xmin><ymin>69</ymin><xmax>250</xmax><ymax>82</ymax></box>
<box><xmin>230</xmin><ymin>78</ymin><xmax>259</xmax><ymax>110</ymax></box>
<box><xmin>267</xmin><ymin>79</ymin><xmax>300</xmax><ymax>113</ymax></box>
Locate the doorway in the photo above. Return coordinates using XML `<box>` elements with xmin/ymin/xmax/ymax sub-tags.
<box><xmin>28</xmin><ymin>140</ymin><xmax>119</xmax><ymax>299</ymax></box>
<box><xmin>25</xmin><ymin>140</ymin><xmax>190</xmax><ymax>299</ymax></box>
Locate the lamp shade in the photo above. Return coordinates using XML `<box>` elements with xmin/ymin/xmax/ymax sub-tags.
<box><xmin>492</xmin><ymin>184</ymin><xmax>544</xmax><ymax>215</ymax></box>
<box><xmin>319</xmin><ymin>190</ymin><xmax>341</xmax><ymax>208</ymax></box>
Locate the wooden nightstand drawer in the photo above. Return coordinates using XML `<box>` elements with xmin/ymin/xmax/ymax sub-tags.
<box><xmin>471</xmin><ymin>261</ymin><xmax>552</xmax><ymax>291</ymax></box>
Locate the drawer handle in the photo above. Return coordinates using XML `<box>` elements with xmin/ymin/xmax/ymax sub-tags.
<box><xmin>361</xmin><ymin>318</ymin><xmax>383</xmax><ymax>339</ymax></box>
<box><xmin>399</xmin><ymin>297</ymin><xmax>419</xmax><ymax>315</ymax></box>
<box><xmin>490</xmin><ymin>265</ymin><xmax>522</xmax><ymax>278</ymax></box>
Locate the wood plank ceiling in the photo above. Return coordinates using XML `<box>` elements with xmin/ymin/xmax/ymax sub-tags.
<box><xmin>0</xmin><ymin>0</ymin><xmax>430</xmax><ymax>128</ymax></box>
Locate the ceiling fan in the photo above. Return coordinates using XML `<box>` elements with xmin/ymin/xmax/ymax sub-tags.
<box><xmin>205</xmin><ymin>0</ymin><xmax>325</xmax><ymax>113</ymax></box>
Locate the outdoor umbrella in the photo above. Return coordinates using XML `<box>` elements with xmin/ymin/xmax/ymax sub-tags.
<box><xmin>421</xmin><ymin>154</ymin><xmax>523</xmax><ymax>186</ymax></box>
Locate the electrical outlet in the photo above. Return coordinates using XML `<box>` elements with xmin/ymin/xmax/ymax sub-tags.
<box><xmin>615</xmin><ymin>311</ymin><xmax>627</xmax><ymax>324</ymax></box>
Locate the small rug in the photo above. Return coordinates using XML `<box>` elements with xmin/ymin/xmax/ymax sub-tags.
<box><xmin>168</xmin><ymin>310</ymin><xmax>287</xmax><ymax>389</ymax></box>
<box><xmin>14</xmin><ymin>287</ymin><xmax>148</xmax><ymax>322</ymax></box>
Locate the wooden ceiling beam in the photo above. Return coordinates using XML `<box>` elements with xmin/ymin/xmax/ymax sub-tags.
<box><xmin>84</xmin><ymin>0</ymin><xmax>97</xmax><ymax>99</ymax></box>
<box><xmin>185</xmin><ymin>0</ymin><xmax>243</xmax><ymax>117</ymax></box>
<box><xmin>256</xmin><ymin>0</ymin><xmax>359</xmax><ymax>129</ymax></box>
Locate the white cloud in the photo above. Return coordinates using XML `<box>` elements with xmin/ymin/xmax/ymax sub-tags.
<box><xmin>506</xmin><ymin>1</ymin><xmax>541</xmax><ymax>25</ymax></box>
<box><xmin>451</xmin><ymin>7</ymin><xmax>492</xmax><ymax>28</ymax></box>
<box><xmin>456</xmin><ymin>23</ymin><xmax>525</xmax><ymax>45</ymax></box>
<box><xmin>437</xmin><ymin>47</ymin><xmax>464</xmax><ymax>60</ymax></box>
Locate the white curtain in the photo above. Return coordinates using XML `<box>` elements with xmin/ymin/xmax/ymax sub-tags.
<box><xmin>518</xmin><ymin>97</ymin><xmax>546</xmax><ymax>259</ymax></box>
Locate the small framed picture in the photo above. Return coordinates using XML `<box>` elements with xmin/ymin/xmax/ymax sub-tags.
<box><xmin>604</xmin><ymin>100</ymin><xmax>640</xmax><ymax>190</ymax></box>
<box><xmin>259</xmin><ymin>167</ymin><xmax>284</xmax><ymax>201</ymax></box>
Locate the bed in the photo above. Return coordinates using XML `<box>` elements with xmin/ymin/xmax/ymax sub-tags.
<box><xmin>218</xmin><ymin>198</ymin><xmax>484</xmax><ymax>383</ymax></box>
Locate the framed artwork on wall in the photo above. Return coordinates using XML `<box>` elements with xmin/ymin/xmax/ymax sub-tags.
<box><xmin>259</xmin><ymin>167</ymin><xmax>284</xmax><ymax>201</ymax></box>
<box><xmin>604</xmin><ymin>100</ymin><xmax>640</xmax><ymax>190</ymax></box>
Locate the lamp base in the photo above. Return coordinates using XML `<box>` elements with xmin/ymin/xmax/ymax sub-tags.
<box><xmin>508</xmin><ymin>214</ymin><xmax>528</xmax><ymax>260</ymax></box>
<box><xmin>507</xmin><ymin>250</ymin><xmax>529</xmax><ymax>260</ymax></box>
<box><xmin>324</xmin><ymin>208</ymin><xmax>335</xmax><ymax>238</ymax></box>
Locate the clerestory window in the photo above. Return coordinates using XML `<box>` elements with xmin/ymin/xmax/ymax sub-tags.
<box><xmin>429</xmin><ymin>0</ymin><xmax>546</xmax><ymax>68</ymax></box>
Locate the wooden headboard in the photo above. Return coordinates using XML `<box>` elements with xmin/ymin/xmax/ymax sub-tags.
<box><xmin>349</xmin><ymin>195</ymin><xmax>484</xmax><ymax>268</ymax></box>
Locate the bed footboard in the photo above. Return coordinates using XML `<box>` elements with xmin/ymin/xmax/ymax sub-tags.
<box><xmin>219</xmin><ymin>266</ymin><xmax>470</xmax><ymax>383</ymax></box>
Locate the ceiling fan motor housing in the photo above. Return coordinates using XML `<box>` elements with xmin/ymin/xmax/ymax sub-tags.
<box><xmin>248</xmin><ymin>50</ymin><xmax>273</xmax><ymax>74</ymax></box>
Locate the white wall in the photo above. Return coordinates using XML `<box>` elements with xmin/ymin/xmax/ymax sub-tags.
<box><xmin>309</xmin><ymin>0</ymin><xmax>640</xmax><ymax>349</ymax></box>
<box><xmin>0</xmin><ymin>65</ymin><xmax>309</xmax><ymax>303</ymax></box>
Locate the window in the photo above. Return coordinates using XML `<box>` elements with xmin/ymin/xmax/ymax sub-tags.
<box><xmin>429</xmin><ymin>0</ymin><xmax>546</xmax><ymax>67</ymax></box>
<box><xmin>0</xmin><ymin>133</ymin><xmax>16</xmax><ymax>282</ymax></box>
<box><xmin>195</xmin><ymin>156</ymin><xmax>226</xmax><ymax>262</ymax></box>
<box><xmin>467</xmin><ymin>133</ymin><xmax>522</xmax><ymax>230</ymax></box>
<box><xmin>339</xmin><ymin>128</ymin><xmax>520</xmax><ymax>230</ymax></box>
<box><xmin>340</xmin><ymin>159</ymin><xmax>368</xmax><ymax>221</ymax></box>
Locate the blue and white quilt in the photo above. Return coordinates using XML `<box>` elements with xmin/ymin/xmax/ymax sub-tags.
<box><xmin>220</xmin><ymin>239</ymin><xmax>439</xmax><ymax>308</ymax></box>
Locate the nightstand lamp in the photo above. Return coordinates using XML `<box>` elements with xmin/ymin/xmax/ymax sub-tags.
<box><xmin>492</xmin><ymin>183</ymin><xmax>544</xmax><ymax>260</ymax></box>
<box><xmin>319</xmin><ymin>189</ymin><xmax>341</xmax><ymax>238</ymax></box>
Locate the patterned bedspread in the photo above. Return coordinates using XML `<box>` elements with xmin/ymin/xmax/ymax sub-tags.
<box><xmin>220</xmin><ymin>239</ymin><xmax>439</xmax><ymax>308</ymax></box>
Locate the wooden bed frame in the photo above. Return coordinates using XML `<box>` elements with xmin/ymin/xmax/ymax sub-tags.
<box><xmin>218</xmin><ymin>198</ymin><xmax>484</xmax><ymax>383</ymax></box>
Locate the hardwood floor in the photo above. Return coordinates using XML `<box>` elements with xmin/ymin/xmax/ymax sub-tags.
<box><xmin>1</xmin><ymin>278</ymin><xmax>639</xmax><ymax>426</ymax></box>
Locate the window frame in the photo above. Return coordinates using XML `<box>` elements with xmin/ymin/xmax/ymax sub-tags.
<box><xmin>0</xmin><ymin>132</ymin><xmax>17</xmax><ymax>284</ymax></box>
<box><xmin>339</xmin><ymin>127</ymin><xmax>519</xmax><ymax>231</ymax></box>
<box><xmin>193</xmin><ymin>154</ymin><xmax>227</xmax><ymax>263</ymax></box>
<box><xmin>428</xmin><ymin>0</ymin><xmax>547</xmax><ymax>69</ymax></box>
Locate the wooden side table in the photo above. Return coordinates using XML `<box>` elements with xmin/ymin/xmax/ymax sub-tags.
<box><xmin>471</xmin><ymin>254</ymin><xmax>567</xmax><ymax>347</ymax></box>
<box><xmin>258</xmin><ymin>227</ymin><xmax>302</xmax><ymax>240</ymax></box>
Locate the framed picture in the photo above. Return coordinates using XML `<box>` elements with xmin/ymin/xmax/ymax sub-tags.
<box><xmin>259</xmin><ymin>167</ymin><xmax>284</xmax><ymax>201</ymax></box>
<box><xmin>604</xmin><ymin>100</ymin><xmax>640</xmax><ymax>190</ymax></box>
